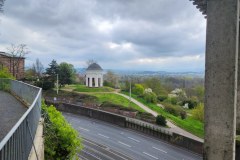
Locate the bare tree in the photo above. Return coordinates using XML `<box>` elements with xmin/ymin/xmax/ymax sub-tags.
<box><xmin>33</xmin><ymin>58</ymin><xmax>44</xmax><ymax>77</ymax></box>
<box><xmin>86</xmin><ymin>59</ymin><xmax>97</xmax><ymax>67</ymax></box>
<box><xmin>7</xmin><ymin>44</ymin><xmax>30</xmax><ymax>78</ymax></box>
<box><xmin>0</xmin><ymin>0</ymin><xmax>5</xmax><ymax>13</ymax></box>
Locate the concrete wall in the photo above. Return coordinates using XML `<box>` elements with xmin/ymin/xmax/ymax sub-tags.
<box><xmin>53</xmin><ymin>102</ymin><xmax>126</xmax><ymax>127</ymax></box>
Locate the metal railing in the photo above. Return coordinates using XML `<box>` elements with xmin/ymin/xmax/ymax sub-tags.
<box><xmin>0</xmin><ymin>79</ymin><xmax>42</xmax><ymax>160</ymax></box>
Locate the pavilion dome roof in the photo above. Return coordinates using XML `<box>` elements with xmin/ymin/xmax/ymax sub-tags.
<box><xmin>86</xmin><ymin>63</ymin><xmax>103</xmax><ymax>71</ymax></box>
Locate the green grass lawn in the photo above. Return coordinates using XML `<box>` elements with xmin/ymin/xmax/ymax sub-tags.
<box><xmin>122</xmin><ymin>92</ymin><xmax>204</xmax><ymax>138</ymax></box>
<box><xmin>88</xmin><ymin>93</ymin><xmax>145</xmax><ymax>112</ymax></box>
<box><xmin>64</xmin><ymin>84</ymin><xmax>115</xmax><ymax>92</ymax></box>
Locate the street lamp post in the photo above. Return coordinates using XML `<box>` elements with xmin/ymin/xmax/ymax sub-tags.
<box><xmin>56</xmin><ymin>74</ymin><xmax>59</xmax><ymax>95</ymax></box>
<box><xmin>129</xmin><ymin>77</ymin><xmax>132</xmax><ymax>104</ymax></box>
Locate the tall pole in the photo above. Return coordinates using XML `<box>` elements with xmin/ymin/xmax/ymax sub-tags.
<box><xmin>129</xmin><ymin>77</ymin><xmax>132</xmax><ymax>103</ymax></box>
<box><xmin>56</xmin><ymin>74</ymin><xmax>59</xmax><ymax>95</ymax></box>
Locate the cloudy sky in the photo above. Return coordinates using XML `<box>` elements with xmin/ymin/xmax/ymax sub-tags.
<box><xmin>0</xmin><ymin>0</ymin><xmax>206</xmax><ymax>72</ymax></box>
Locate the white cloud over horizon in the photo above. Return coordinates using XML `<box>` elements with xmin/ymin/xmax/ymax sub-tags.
<box><xmin>0</xmin><ymin>0</ymin><xmax>206</xmax><ymax>72</ymax></box>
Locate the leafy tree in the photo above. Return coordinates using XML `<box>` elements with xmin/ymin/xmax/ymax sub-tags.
<box><xmin>45</xmin><ymin>60</ymin><xmax>59</xmax><ymax>86</ymax></box>
<box><xmin>143</xmin><ymin>92</ymin><xmax>157</xmax><ymax>103</ymax></box>
<box><xmin>143</xmin><ymin>77</ymin><xmax>168</xmax><ymax>96</ymax></box>
<box><xmin>46</xmin><ymin>60</ymin><xmax>59</xmax><ymax>78</ymax></box>
<box><xmin>58</xmin><ymin>62</ymin><xmax>76</xmax><ymax>86</ymax></box>
<box><xmin>132</xmin><ymin>84</ymin><xmax>144</xmax><ymax>95</ymax></box>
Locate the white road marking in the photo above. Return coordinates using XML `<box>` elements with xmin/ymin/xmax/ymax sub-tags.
<box><xmin>78</xmin><ymin>127</ymin><xmax>89</xmax><ymax>132</ymax></box>
<box><xmin>98</xmin><ymin>133</ymin><xmax>109</xmax><ymax>139</ymax></box>
<box><xmin>85</xmin><ymin>146</ymin><xmax>115</xmax><ymax>160</ymax></box>
<box><xmin>143</xmin><ymin>152</ymin><xmax>159</xmax><ymax>159</ymax></box>
<box><xmin>78</xmin><ymin>154</ymin><xmax>88</xmax><ymax>160</ymax></box>
<box><xmin>128</xmin><ymin>137</ymin><xmax>140</xmax><ymax>142</ymax></box>
<box><xmin>152</xmin><ymin>146</ymin><xmax>167</xmax><ymax>153</ymax></box>
<box><xmin>118</xmin><ymin>141</ymin><xmax>132</xmax><ymax>148</ymax></box>
<box><xmin>83</xmin><ymin>139</ymin><xmax>132</xmax><ymax>160</ymax></box>
<box><xmin>81</xmin><ymin>150</ymin><xmax>102</xmax><ymax>160</ymax></box>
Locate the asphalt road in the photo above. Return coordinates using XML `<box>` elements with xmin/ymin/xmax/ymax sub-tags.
<box><xmin>63</xmin><ymin>112</ymin><xmax>203</xmax><ymax>160</ymax></box>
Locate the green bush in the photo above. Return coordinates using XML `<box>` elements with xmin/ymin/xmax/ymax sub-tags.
<box><xmin>42</xmin><ymin>103</ymin><xmax>83</xmax><ymax>160</ymax></box>
<box><xmin>182</xmin><ymin>99</ymin><xmax>198</xmax><ymax>109</ymax></box>
<box><xmin>34</xmin><ymin>76</ymin><xmax>55</xmax><ymax>90</ymax></box>
<box><xmin>0</xmin><ymin>67</ymin><xmax>14</xmax><ymax>79</ymax></box>
<box><xmin>143</xmin><ymin>92</ymin><xmax>157</xmax><ymax>103</ymax></box>
<box><xmin>157</xmin><ymin>95</ymin><xmax>168</xmax><ymax>102</ymax></box>
<box><xmin>132</xmin><ymin>84</ymin><xmax>144</xmax><ymax>95</ymax></box>
<box><xmin>163</xmin><ymin>103</ymin><xmax>184</xmax><ymax>117</ymax></box>
<box><xmin>191</xmin><ymin>103</ymin><xmax>204</xmax><ymax>122</ymax></box>
<box><xmin>156</xmin><ymin>115</ymin><xmax>167</xmax><ymax>126</ymax></box>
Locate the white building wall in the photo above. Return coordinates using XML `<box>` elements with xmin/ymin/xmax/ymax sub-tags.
<box><xmin>86</xmin><ymin>70</ymin><xmax>103</xmax><ymax>88</ymax></box>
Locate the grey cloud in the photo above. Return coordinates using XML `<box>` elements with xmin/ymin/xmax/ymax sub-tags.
<box><xmin>0</xmin><ymin>0</ymin><xmax>206</xmax><ymax>71</ymax></box>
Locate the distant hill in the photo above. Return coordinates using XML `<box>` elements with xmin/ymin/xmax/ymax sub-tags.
<box><xmin>75</xmin><ymin>68</ymin><xmax>204</xmax><ymax>78</ymax></box>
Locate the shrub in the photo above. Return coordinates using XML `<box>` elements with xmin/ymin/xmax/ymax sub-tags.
<box><xmin>143</xmin><ymin>92</ymin><xmax>157</xmax><ymax>103</ymax></box>
<box><xmin>100</xmin><ymin>101</ymin><xmax>137</xmax><ymax>112</ymax></box>
<box><xmin>180</xmin><ymin>111</ymin><xmax>187</xmax><ymax>119</ymax></box>
<box><xmin>191</xmin><ymin>103</ymin><xmax>204</xmax><ymax>122</ymax></box>
<box><xmin>0</xmin><ymin>67</ymin><xmax>14</xmax><ymax>79</ymax></box>
<box><xmin>156</xmin><ymin>115</ymin><xmax>167</xmax><ymax>126</ymax></box>
<box><xmin>136</xmin><ymin>112</ymin><xmax>156</xmax><ymax>122</ymax></box>
<box><xmin>163</xmin><ymin>103</ymin><xmax>184</xmax><ymax>117</ymax></box>
<box><xmin>42</xmin><ymin>103</ymin><xmax>82</xmax><ymax>160</ymax></box>
<box><xmin>182</xmin><ymin>98</ymin><xmax>198</xmax><ymax>109</ymax></box>
<box><xmin>132</xmin><ymin>84</ymin><xmax>144</xmax><ymax>95</ymax></box>
<box><xmin>157</xmin><ymin>95</ymin><xmax>167</xmax><ymax>102</ymax></box>
<box><xmin>35</xmin><ymin>77</ymin><xmax>55</xmax><ymax>90</ymax></box>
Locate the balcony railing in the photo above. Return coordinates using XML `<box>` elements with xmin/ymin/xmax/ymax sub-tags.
<box><xmin>0</xmin><ymin>79</ymin><xmax>42</xmax><ymax>160</ymax></box>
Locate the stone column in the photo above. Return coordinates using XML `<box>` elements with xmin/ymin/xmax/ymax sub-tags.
<box><xmin>89</xmin><ymin>77</ymin><xmax>92</xmax><ymax>87</ymax></box>
<box><xmin>95</xmin><ymin>76</ymin><xmax>99</xmax><ymax>87</ymax></box>
<box><xmin>100</xmin><ymin>76</ymin><xmax>103</xmax><ymax>87</ymax></box>
<box><xmin>86</xmin><ymin>76</ymin><xmax>88</xmax><ymax>87</ymax></box>
<box><xmin>204</xmin><ymin>0</ymin><xmax>239</xmax><ymax>159</ymax></box>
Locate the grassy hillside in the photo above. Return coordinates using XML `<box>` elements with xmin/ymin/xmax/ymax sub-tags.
<box><xmin>89</xmin><ymin>93</ymin><xmax>145</xmax><ymax>112</ymax></box>
<box><xmin>64</xmin><ymin>84</ymin><xmax>114</xmax><ymax>92</ymax></box>
<box><xmin>122</xmin><ymin>92</ymin><xmax>204</xmax><ymax>138</ymax></box>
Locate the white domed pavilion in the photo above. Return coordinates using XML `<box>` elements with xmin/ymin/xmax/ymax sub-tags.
<box><xmin>85</xmin><ymin>63</ymin><xmax>104</xmax><ymax>87</ymax></box>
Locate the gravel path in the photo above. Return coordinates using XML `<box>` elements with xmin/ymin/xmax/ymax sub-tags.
<box><xmin>0</xmin><ymin>91</ymin><xmax>27</xmax><ymax>141</ymax></box>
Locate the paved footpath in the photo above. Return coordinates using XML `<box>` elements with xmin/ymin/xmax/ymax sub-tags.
<box><xmin>0</xmin><ymin>91</ymin><xmax>27</xmax><ymax>141</ymax></box>
<box><xmin>115</xmin><ymin>93</ymin><xmax>203</xmax><ymax>142</ymax></box>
